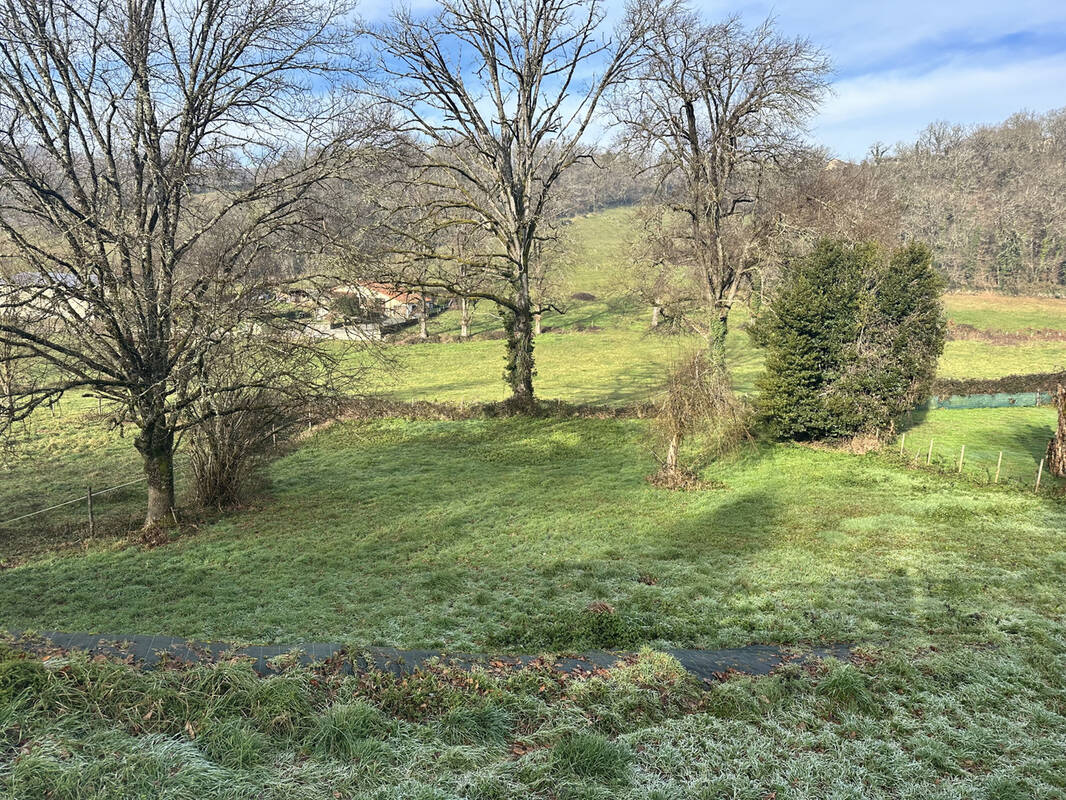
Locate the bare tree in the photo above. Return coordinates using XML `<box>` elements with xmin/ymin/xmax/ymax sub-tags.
<box><xmin>628</xmin><ymin>203</ymin><xmax>698</xmax><ymax>330</ymax></box>
<box><xmin>0</xmin><ymin>0</ymin><xmax>373</xmax><ymax>524</ymax></box>
<box><xmin>1048</xmin><ymin>385</ymin><xmax>1066</xmax><ymax>478</ymax></box>
<box><xmin>886</xmin><ymin>111</ymin><xmax>1066</xmax><ymax>292</ymax></box>
<box><xmin>441</xmin><ymin>221</ymin><xmax>488</xmax><ymax>341</ymax></box>
<box><xmin>784</xmin><ymin>155</ymin><xmax>904</xmax><ymax>248</ymax></box>
<box><xmin>0</xmin><ymin>318</ymin><xmax>46</xmax><ymax>424</ymax></box>
<box><xmin>187</xmin><ymin>326</ymin><xmax>349</xmax><ymax>509</ymax></box>
<box><xmin>375</xmin><ymin>0</ymin><xmax>660</xmax><ymax>407</ymax></box>
<box><xmin>553</xmin><ymin>147</ymin><xmax>656</xmax><ymax>214</ymax></box>
<box><xmin>614</xmin><ymin>10</ymin><xmax>830</xmax><ymax>362</ymax></box>
<box><xmin>649</xmin><ymin>349</ymin><xmax>747</xmax><ymax>488</ymax></box>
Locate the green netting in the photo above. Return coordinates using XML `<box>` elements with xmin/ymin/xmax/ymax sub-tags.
<box><xmin>922</xmin><ymin>391</ymin><xmax>1053</xmax><ymax>410</ymax></box>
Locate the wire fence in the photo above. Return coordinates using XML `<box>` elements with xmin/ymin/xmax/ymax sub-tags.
<box><xmin>890</xmin><ymin>431</ymin><xmax>1060</xmax><ymax>493</ymax></box>
<box><xmin>0</xmin><ymin>477</ymin><xmax>146</xmax><ymax>533</ymax></box>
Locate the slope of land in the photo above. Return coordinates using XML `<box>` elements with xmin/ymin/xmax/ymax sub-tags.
<box><xmin>4</xmin><ymin>207</ymin><xmax>1066</xmax><ymax>799</ymax></box>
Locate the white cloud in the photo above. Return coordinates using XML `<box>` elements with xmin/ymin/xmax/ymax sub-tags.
<box><xmin>695</xmin><ymin>0</ymin><xmax>1066</xmax><ymax>68</ymax></box>
<box><xmin>358</xmin><ymin>0</ymin><xmax>1066</xmax><ymax>157</ymax></box>
<box><xmin>816</xmin><ymin>52</ymin><xmax>1066</xmax><ymax>157</ymax></box>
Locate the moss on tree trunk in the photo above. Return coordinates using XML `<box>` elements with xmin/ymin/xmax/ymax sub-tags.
<box><xmin>1047</xmin><ymin>385</ymin><xmax>1066</xmax><ymax>477</ymax></box>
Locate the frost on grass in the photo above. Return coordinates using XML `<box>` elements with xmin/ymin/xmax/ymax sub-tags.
<box><xmin>2</xmin><ymin>640</ymin><xmax>1066</xmax><ymax>799</ymax></box>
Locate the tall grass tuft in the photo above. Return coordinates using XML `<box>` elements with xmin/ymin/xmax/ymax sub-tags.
<box><xmin>306</xmin><ymin>701</ymin><xmax>395</xmax><ymax>759</ymax></box>
<box><xmin>549</xmin><ymin>732</ymin><xmax>632</xmax><ymax>786</ymax></box>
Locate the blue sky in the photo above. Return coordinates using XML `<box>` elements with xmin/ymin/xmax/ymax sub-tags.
<box><xmin>363</xmin><ymin>0</ymin><xmax>1066</xmax><ymax>159</ymax></box>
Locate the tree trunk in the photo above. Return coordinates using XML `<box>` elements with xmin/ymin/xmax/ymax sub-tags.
<box><xmin>651</xmin><ymin>304</ymin><xmax>661</xmax><ymax>328</ymax></box>
<box><xmin>460</xmin><ymin>297</ymin><xmax>471</xmax><ymax>340</ymax></box>
<box><xmin>1047</xmin><ymin>385</ymin><xmax>1066</xmax><ymax>477</ymax></box>
<box><xmin>1</xmin><ymin>353</ymin><xmax>16</xmax><ymax>421</ymax></box>
<box><xmin>708</xmin><ymin>306</ymin><xmax>730</xmax><ymax>368</ymax></box>
<box><xmin>505</xmin><ymin>305</ymin><xmax>536</xmax><ymax>408</ymax></box>
<box><xmin>533</xmin><ymin>313</ymin><xmax>542</xmax><ymax>336</ymax></box>
<box><xmin>136</xmin><ymin>422</ymin><xmax>176</xmax><ymax>527</ymax></box>
<box><xmin>419</xmin><ymin>294</ymin><xmax>428</xmax><ymax>339</ymax></box>
<box><xmin>665</xmin><ymin>431</ymin><xmax>680</xmax><ymax>472</ymax></box>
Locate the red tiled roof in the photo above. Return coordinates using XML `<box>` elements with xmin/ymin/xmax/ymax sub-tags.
<box><xmin>356</xmin><ymin>283</ymin><xmax>425</xmax><ymax>304</ymax></box>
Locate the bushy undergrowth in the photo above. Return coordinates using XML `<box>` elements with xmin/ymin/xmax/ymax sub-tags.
<box><xmin>931</xmin><ymin>369</ymin><xmax>1066</xmax><ymax>398</ymax></box>
<box><xmin>2</xmin><ymin>635</ymin><xmax>1066</xmax><ymax>799</ymax></box>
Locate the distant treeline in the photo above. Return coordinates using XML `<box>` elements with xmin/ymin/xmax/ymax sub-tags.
<box><xmin>787</xmin><ymin>109</ymin><xmax>1066</xmax><ymax>293</ymax></box>
<box><xmin>870</xmin><ymin>109</ymin><xmax>1066</xmax><ymax>293</ymax></box>
<box><xmin>553</xmin><ymin>151</ymin><xmax>658</xmax><ymax>216</ymax></box>
<box><xmin>564</xmin><ymin>109</ymin><xmax>1066</xmax><ymax>294</ymax></box>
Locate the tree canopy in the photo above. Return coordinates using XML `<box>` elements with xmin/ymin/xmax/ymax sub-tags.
<box><xmin>754</xmin><ymin>239</ymin><xmax>946</xmax><ymax>440</ymax></box>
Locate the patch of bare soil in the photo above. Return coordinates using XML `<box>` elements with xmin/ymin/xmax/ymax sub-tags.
<box><xmin>646</xmin><ymin>467</ymin><xmax>724</xmax><ymax>491</ymax></box>
<box><xmin>948</xmin><ymin>321</ymin><xmax>1066</xmax><ymax>344</ymax></box>
<box><xmin>802</xmin><ymin>434</ymin><xmax>884</xmax><ymax>455</ymax></box>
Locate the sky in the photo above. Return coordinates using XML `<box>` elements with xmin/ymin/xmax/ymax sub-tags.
<box><xmin>362</xmin><ymin>0</ymin><xmax>1066</xmax><ymax>160</ymax></box>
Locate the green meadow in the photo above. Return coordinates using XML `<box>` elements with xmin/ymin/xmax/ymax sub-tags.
<box><xmin>3</xmin><ymin>207</ymin><xmax>1066</xmax><ymax>798</ymax></box>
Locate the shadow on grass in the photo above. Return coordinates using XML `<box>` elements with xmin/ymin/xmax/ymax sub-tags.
<box><xmin>544</xmin><ymin>297</ymin><xmax>639</xmax><ymax>330</ymax></box>
<box><xmin>5</xmin><ymin>416</ymin><xmax>1048</xmax><ymax>652</ymax></box>
<box><xmin>1007</xmin><ymin>422</ymin><xmax>1055</xmax><ymax>466</ymax></box>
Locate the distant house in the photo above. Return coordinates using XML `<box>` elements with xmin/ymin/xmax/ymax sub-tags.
<box><xmin>275</xmin><ymin>287</ymin><xmax>314</xmax><ymax>306</ymax></box>
<box><xmin>334</xmin><ymin>283</ymin><xmax>439</xmax><ymax>321</ymax></box>
<box><xmin>0</xmin><ymin>271</ymin><xmax>93</xmax><ymax>319</ymax></box>
<box><xmin>5</xmin><ymin>270</ymin><xmax>93</xmax><ymax>291</ymax></box>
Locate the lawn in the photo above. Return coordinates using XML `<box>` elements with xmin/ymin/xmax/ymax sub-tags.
<box><xmin>4</xmin><ymin>416</ymin><xmax>1066</xmax><ymax>798</ymax></box>
<box><xmin>2</xmin><ymin>416</ymin><xmax>1063</xmax><ymax>652</ymax></box>
<box><xmin>4</xmin><ymin>207</ymin><xmax>1066</xmax><ymax>797</ymax></box>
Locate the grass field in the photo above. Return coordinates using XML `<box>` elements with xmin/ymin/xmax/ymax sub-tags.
<box><xmin>3</xmin><ymin>206</ymin><xmax>1064</xmax><ymax>561</ymax></box>
<box><xmin>359</xmin><ymin>323</ymin><xmax>762</xmax><ymax>405</ymax></box>
<box><xmin>3</xmin><ymin>418</ymin><xmax>1066</xmax><ymax>798</ymax></box>
<box><xmin>937</xmin><ymin>340</ymin><xmax>1066</xmax><ymax>379</ymax></box>
<box><xmin>4</xmin><ymin>208</ymin><xmax>1066</xmax><ymax>798</ymax></box>
<box><xmin>5</xmin><ymin>635</ymin><xmax>1064</xmax><ymax>799</ymax></box>
<box><xmin>894</xmin><ymin>406</ymin><xmax>1062</xmax><ymax>488</ymax></box>
<box><xmin>361</xmin><ymin>224</ymin><xmax>1066</xmax><ymax>404</ymax></box>
<box><xmin>3</xmin><ymin>206</ymin><xmax>1064</xmax><ymax>572</ymax></box>
<box><xmin>2</xmin><ymin>416</ymin><xmax>1063</xmax><ymax>650</ymax></box>
<box><xmin>944</xmin><ymin>292</ymin><xmax>1066</xmax><ymax>332</ymax></box>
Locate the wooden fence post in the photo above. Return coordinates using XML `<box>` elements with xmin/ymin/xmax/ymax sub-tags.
<box><xmin>958</xmin><ymin>445</ymin><xmax>965</xmax><ymax>474</ymax></box>
<box><xmin>86</xmin><ymin>485</ymin><xmax>94</xmax><ymax>537</ymax></box>
<box><xmin>995</xmin><ymin>451</ymin><xmax>1003</xmax><ymax>484</ymax></box>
